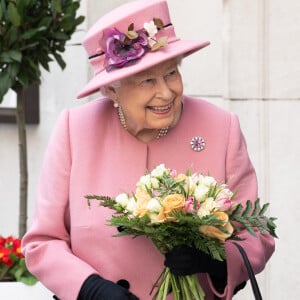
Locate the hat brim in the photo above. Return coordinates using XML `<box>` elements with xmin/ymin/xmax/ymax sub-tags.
<box><xmin>76</xmin><ymin>39</ymin><xmax>210</xmax><ymax>99</ymax></box>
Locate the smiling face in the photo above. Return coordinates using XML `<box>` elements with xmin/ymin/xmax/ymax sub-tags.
<box><xmin>108</xmin><ymin>58</ymin><xmax>184</xmax><ymax>141</ymax></box>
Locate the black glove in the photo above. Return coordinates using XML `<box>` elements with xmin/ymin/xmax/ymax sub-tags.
<box><xmin>164</xmin><ymin>246</ymin><xmax>227</xmax><ymax>292</ymax></box>
<box><xmin>78</xmin><ymin>274</ymin><xmax>139</xmax><ymax>300</ymax></box>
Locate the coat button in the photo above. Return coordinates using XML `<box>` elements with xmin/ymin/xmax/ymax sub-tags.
<box><xmin>117</xmin><ymin>279</ymin><xmax>130</xmax><ymax>290</ymax></box>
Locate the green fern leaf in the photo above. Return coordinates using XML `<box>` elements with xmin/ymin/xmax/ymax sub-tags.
<box><xmin>252</xmin><ymin>198</ymin><xmax>261</xmax><ymax>215</ymax></box>
<box><xmin>242</xmin><ymin>200</ymin><xmax>252</xmax><ymax>217</ymax></box>
<box><xmin>259</xmin><ymin>203</ymin><xmax>270</xmax><ymax>216</ymax></box>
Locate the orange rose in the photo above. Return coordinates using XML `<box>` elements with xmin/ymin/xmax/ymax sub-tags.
<box><xmin>175</xmin><ymin>173</ymin><xmax>187</xmax><ymax>183</ymax></box>
<box><xmin>149</xmin><ymin>209</ymin><xmax>167</xmax><ymax>223</ymax></box>
<box><xmin>199</xmin><ymin>211</ymin><xmax>234</xmax><ymax>241</ymax></box>
<box><xmin>134</xmin><ymin>187</ymin><xmax>151</xmax><ymax>217</ymax></box>
<box><xmin>162</xmin><ymin>194</ymin><xmax>185</xmax><ymax>220</ymax></box>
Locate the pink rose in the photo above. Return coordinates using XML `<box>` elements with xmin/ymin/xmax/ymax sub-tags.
<box><xmin>184</xmin><ymin>196</ymin><xmax>199</xmax><ymax>214</ymax></box>
<box><xmin>217</xmin><ymin>197</ymin><xmax>233</xmax><ymax>211</ymax></box>
<box><xmin>169</xmin><ymin>169</ymin><xmax>177</xmax><ymax>177</ymax></box>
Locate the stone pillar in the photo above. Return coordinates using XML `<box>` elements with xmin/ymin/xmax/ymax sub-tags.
<box><xmin>223</xmin><ymin>1</ymin><xmax>300</xmax><ymax>299</ymax></box>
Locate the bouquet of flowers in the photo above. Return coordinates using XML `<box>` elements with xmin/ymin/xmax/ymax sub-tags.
<box><xmin>86</xmin><ymin>164</ymin><xmax>277</xmax><ymax>300</ymax></box>
<box><xmin>0</xmin><ymin>235</ymin><xmax>37</xmax><ymax>285</ymax></box>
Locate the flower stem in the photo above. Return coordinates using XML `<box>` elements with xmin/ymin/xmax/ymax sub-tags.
<box><xmin>179</xmin><ymin>276</ymin><xmax>191</xmax><ymax>299</ymax></box>
<box><xmin>170</xmin><ymin>273</ymin><xmax>181</xmax><ymax>300</ymax></box>
<box><xmin>152</xmin><ymin>267</ymin><xmax>206</xmax><ymax>300</ymax></box>
<box><xmin>162</xmin><ymin>270</ymin><xmax>170</xmax><ymax>299</ymax></box>
<box><xmin>156</xmin><ymin>268</ymin><xmax>170</xmax><ymax>300</ymax></box>
<box><xmin>186</xmin><ymin>275</ymin><xmax>205</xmax><ymax>300</ymax></box>
<box><xmin>0</xmin><ymin>265</ymin><xmax>11</xmax><ymax>281</ymax></box>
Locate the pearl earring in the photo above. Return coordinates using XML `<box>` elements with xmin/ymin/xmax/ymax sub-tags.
<box><xmin>117</xmin><ymin>106</ymin><xmax>127</xmax><ymax>130</ymax></box>
<box><xmin>113</xmin><ymin>102</ymin><xmax>119</xmax><ymax>108</ymax></box>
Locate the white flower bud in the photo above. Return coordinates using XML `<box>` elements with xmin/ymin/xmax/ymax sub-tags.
<box><xmin>146</xmin><ymin>197</ymin><xmax>162</xmax><ymax>213</ymax></box>
<box><xmin>115</xmin><ymin>193</ymin><xmax>129</xmax><ymax>207</ymax></box>
<box><xmin>150</xmin><ymin>177</ymin><xmax>160</xmax><ymax>189</ymax></box>
<box><xmin>194</xmin><ymin>185</ymin><xmax>209</xmax><ymax>201</ymax></box>
<box><xmin>126</xmin><ymin>197</ymin><xmax>137</xmax><ymax>213</ymax></box>
<box><xmin>197</xmin><ymin>197</ymin><xmax>217</xmax><ymax>218</ymax></box>
<box><xmin>203</xmin><ymin>176</ymin><xmax>217</xmax><ymax>187</ymax></box>
<box><xmin>151</xmin><ymin>164</ymin><xmax>167</xmax><ymax>177</ymax></box>
<box><xmin>137</xmin><ymin>174</ymin><xmax>152</xmax><ymax>189</ymax></box>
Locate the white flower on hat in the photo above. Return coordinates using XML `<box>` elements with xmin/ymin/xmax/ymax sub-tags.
<box><xmin>144</xmin><ymin>20</ymin><xmax>158</xmax><ymax>38</ymax></box>
<box><xmin>144</xmin><ymin>20</ymin><xmax>159</xmax><ymax>47</ymax></box>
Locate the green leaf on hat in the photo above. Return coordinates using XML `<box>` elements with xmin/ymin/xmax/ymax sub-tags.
<box><xmin>151</xmin><ymin>36</ymin><xmax>168</xmax><ymax>51</ymax></box>
<box><xmin>153</xmin><ymin>18</ymin><xmax>164</xmax><ymax>29</ymax></box>
<box><xmin>126</xmin><ymin>30</ymin><xmax>138</xmax><ymax>40</ymax></box>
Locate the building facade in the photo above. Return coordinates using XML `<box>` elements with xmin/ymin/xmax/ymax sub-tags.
<box><xmin>0</xmin><ymin>0</ymin><xmax>299</xmax><ymax>298</ymax></box>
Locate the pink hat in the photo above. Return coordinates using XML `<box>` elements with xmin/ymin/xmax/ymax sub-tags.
<box><xmin>76</xmin><ymin>0</ymin><xmax>210</xmax><ymax>99</ymax></box>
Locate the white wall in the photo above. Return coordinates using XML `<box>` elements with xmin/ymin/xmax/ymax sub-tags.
<box><xmin>1</xmin><ymin>0</ymin><xmax>299</xmax><ymax>298</ymax></box>
<box><xmin>0</xmin><ymin>1</ymin><xmax>88</xmax><ymax>237</ymax></box>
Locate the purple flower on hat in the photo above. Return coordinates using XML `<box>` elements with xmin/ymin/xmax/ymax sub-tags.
<box><xmin>105</xmin><ymin>28</ymin><xmax>148</xmax><ymax>70</ymax></box>
<box><xmin>101</xmin><ymin>19</ymin><xmax>168</xmax><ymax>71</ymax></box>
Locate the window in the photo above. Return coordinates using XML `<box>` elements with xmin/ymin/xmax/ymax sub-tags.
<box><xmin>0</xmin><ymin>85</ymin><xmax>39</xmax><ymax>124</ymax></box>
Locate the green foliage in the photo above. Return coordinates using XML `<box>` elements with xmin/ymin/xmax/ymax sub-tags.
<box><xmin>0</xmin><ymin>0</ymin><xmax>85</xmax><ymax>101</ymax></box>
<box><xmin>8</xmin><ymin>257</ymin><xmax>38</xmax><ymax>285</ymax></box>
<box><xmin>106</xmin><ymin>211</ymin><xmax>230</xmax><ymax>261</ymax></box>
<box><xmin>86</xmin><ymin>195</ymin><xmax>116</xmax><ymax>209</ymax></box>
<box><xmin>86</xmin><ymin>195</ymin><xmax>278</xmax><ymax>263</ymax></box>
<box><xmin>230</xmin><ymin>199</ymin><xmax>278</xmax><ymax>238</ymax></box>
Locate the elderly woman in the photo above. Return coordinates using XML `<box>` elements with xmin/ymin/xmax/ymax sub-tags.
<box><xmin>22</xmin><ymin>0</ymin><xmax>275</xmax><ymax>299</ymax></box>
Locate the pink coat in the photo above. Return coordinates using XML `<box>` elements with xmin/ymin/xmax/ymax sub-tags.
<box><xmin>22</xmin><ymin>96</ymin><xmax>275</xmax><ymax>300</ymax></box>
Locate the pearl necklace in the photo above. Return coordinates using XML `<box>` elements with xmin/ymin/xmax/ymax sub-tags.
<box><xmin>156</xmin><ymin>127</ymin><xmax>169</xmax><ymax>139</ymax></box>
<box><xmin>117</xmin><ymin>106</ymin><xmax>169</xmax><ymax>140</ymax></box>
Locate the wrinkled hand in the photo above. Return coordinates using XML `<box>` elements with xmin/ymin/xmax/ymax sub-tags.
<box><xmin>78</xmin><ymin>274</ymin><xmax>139</xmax><ymax>300</ymax></box>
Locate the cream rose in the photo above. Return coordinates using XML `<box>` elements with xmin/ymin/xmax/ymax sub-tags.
<box><xmin>150</xmin><ymin>177</ymin><xmax>160</xmax><ymax>189</ymax></box>
<box><xmin>197</xmin><ymin>197</ymin><xmax>216</xmax><ymax>218</ymax></box>
<box><xmin>202</xmin><ymin>175</ymin><xmax>217</xmax><ymax>186</ymax></box>
<box><xmin>115</xmin><ymin>193</ymin><xmax>129</xmax><ymax>207</ymax></box>
<box><xmin>134</xmin><ymin>187</ymin><xmax>151</xmax><ymax>217</ymax></box>
<box><xmin>149</xmin><ymin>208</ymin><xmax>167</xmax><ymax>223</ymax></box>
<box><xmin>126</xmin><ymin>197</ymin><xmax>137</xmax><ymax>213</ymax></box>
<box><xmin>147</xmin><ymin>197</ymin><xmax>162</xmax><ymax>213</ymax></box>
<box><xmin>137</xmin><ymin>174</ymin><xmax>152</xmax><ymax>190</ymax></box>
<box><xmin>175</xmin><ymin>173</ymin><xmax>187</xmax><ymax>183</ymax></box>
<box><xmin>174</xmin><ymin>174</ymin><xmax>190</xmax><ymax>193</ymax></box>
<box><xmin>151</xmin><ymin>164</ymin><xmax>167</xmax><ymax>177</ymax></box>
<box><xmin>194</xmin><ymin>184</ymin><xmax>209</xmax><ymax>202</ymax></box>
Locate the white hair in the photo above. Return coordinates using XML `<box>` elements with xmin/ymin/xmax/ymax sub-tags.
<box><xmin>100</xmin><ymin>80</ymin><xmax>121</xmax><ymax>97</ymax></box>
<box><xmin>100</xmin><ymin>56</ymin><xmax>183</xmax><ymax>98</ymax></box>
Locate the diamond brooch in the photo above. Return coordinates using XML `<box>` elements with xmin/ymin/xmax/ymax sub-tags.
<box><xmin>190</xmin><ymin>136</ymin><xmax>206</xmax><ymax>152</ymax></box>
